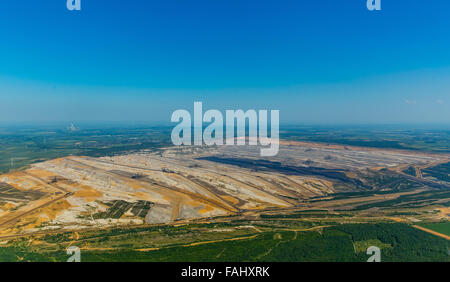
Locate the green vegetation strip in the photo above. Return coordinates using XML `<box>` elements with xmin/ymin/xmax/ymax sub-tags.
<box><xmin>1</xmin><ymin>223</ymin><xmax>448</xmax><ymax>262</ymax></box>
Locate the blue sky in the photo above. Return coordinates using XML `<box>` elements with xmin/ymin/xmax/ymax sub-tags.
<box><xmin>0</xmin><ymin>0</ymin><xmax>449</xmax><ymax>123</ymax></box>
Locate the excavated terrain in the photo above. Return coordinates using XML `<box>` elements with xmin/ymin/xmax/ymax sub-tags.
<box><xmin>0</xmin><ymin>143</ymin><xmax>447</xmax><ymax>236</ymax></box>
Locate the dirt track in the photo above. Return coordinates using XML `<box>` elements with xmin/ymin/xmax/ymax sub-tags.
<box><xmin>412</xmin><ymin>225</ymin><xmax>450</xmax><ymax>241</ymax></box>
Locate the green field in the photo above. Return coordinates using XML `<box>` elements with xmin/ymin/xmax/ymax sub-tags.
<box><xmin>418</xmin><ymin>222</ymin><xmax>450</xmax><ymax>236</ymax></box>
<box><xmin>0</xmin><ymin>124</ymin><xmax>171</xmax><ymax>173</ymax></box>
<box><xmin>281</xmin><ymin>125</ymin><xmax>450</xmax><ymax>153</ymax></box>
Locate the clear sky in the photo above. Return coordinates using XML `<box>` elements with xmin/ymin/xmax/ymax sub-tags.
<box><xmin>0</xmin><ymin>0</ymin><xmax>449</xmax><ymax>124</ymax></box>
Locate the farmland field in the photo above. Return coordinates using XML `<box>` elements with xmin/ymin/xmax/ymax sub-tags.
<box><xmin>418</xmin><ymin>222</ymin><xmax>450</xmax><ymax>237</ymax></box>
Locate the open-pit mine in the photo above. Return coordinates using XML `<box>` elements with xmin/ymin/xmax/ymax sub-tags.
<box><xmin>0</xmin><ymin>142</ymin><xmax>448</xmax><ymax>238</ymax></box>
